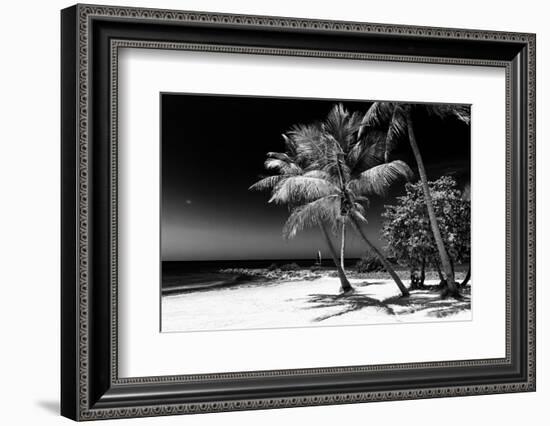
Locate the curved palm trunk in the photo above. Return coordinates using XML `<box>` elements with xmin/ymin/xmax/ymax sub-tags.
<box><xmin>404</xmin><ymin>108</ymin><xmax>459</xmax><ymax>297</ymax></box>
<box><xmin>340</xmin><ymin>222</ymin><xmax>346</xmax><ymax>272</ymax></box>
<box><xmin>461</xmin><ymin>266</ymin><xmax>471</xmax><ymax>287</ymax></box>
<box><xmin>350</xmin><ymin>217</ymin><xmax>409</xmax><ymax>297</ymax></box>
<box><xmin>319</xmin><ymin>223</ymin><xmax>353</xmax><ymax>293</ymax></box>
<box><xmin>434</xmin><ymin>261</ymin><xmax>447</xmax><ymax>290</ymax></box>
<box><xmin>435</xmin><ymin>261</ymin><xmax>443</xmax><ymax>281</ymax></box>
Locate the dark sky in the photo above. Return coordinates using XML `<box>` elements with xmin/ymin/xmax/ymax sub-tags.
<box><xmin>161</xmin><ymin>93</ymin><xmax>470</xmax><ymax>261</ymax></box>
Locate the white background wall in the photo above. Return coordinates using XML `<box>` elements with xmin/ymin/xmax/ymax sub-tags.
<box><xmin>0</xmin><ymin>0</ymin><xmax>547</xmax><ymax>424</ymax></box>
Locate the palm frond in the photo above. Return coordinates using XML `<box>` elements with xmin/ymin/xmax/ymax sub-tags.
<box><xmin>453</xmin><ymin>105</ymin><xmax>471</xmax><ymax>124</ymax></box>
<box><xmin>351</xmin><ymin>194</ymin><xmax>370</xmax><ymax>209</ymax></box>
<box><xmin>287</xmin><ymin>123</ymin><xmax>325</xmax><ymax>164</ymax></box>
<box><xmin>266</xmin><ymin>151</ymin><xmax>294</xmax><ymax>163</ymax></box>
<box><xmin>302</xmin><ymin>169</ymin><xmax>333</xmax><ymax>181</ymax></box>
<box><xmin>282</xmin><ymin>196</ymin><xmax>339</xmax><ymax>239</ymax></box>
<box><xmin>352</xmin><ymin>200</ymin><xmax>368</xmax><ymax>220</ymax></box>
<box><xmin>358</xmin><ymin>102</ymin><xmax>395</xmax><ymax>136</ymax></box>
<box><xmin>325</xmin><ymin>104</ymin><xmax>348</xmax><ymax>132</ymax></box>
<box><xmin>348</xmin><ymin>110</ymin><xmax>365</xmax><ymax>132</ymax></box>
<box><xmin>320</xmin><ymin>133</ymin><xmax>344</xmax><ymax>155</ymax></box>
<box><xmin>281</xmin><ymin>134</ymin><xmax>298</xmax><ymax>157</ymax></box>
<box><xmin>323</xmin><ymin>104</ymin><xmax>366</xmax><ymax>152</ymax></box>
<box><xmin>382</xmin><ymin>105</ymin><xmax>408</xmax><ymax>162</ymax></box>
<box><xmin>288</xmin><ymin>123</ymin><xmax>323</xmax><ymax>147</ymax></box>
<box><xmin>348</xmin><ymin>130</ymin><xmax>386</xmax><ymax>173</ymax></box>
<box><xmin>269</xmin><ymin>175</ymin><xmax>338</xmax><ymax>205</ymax></box>
<box><xmin>351</xmin><ymin>208</ymin><xmax>368</xmax><ymax>223</ymax></box>
<box><xmin>316</xmin><ymin>133</ymin><xmax>353</xmax><ymax>182</ymax></box>
<box><xmin>249</xmin><ymin>175</ymin><xmax>284</xmax><ymax>192</ymax></box>
<box><xmin>348</xmin><ymin>160</ymin><xmax>414</xmax><ymax>196</ymax></box>
<box><xmin>425</xmin><ymin>104</ymin><xmax>471</xmax><ymax>125</ymax></box>
<box><xmin>323</xmin><ymin>104</ymin><xmax>350</xmax><ymax>149</ymax></box>
<box><xmin>264</xmin><ymin>158</ymin><xmax>302</xmax><ymax>175</ymax></box>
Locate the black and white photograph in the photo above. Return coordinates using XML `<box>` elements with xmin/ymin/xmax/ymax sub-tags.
<box><xmin>161</xmin><ymin>94</ymin><xmax>472</xmax><ymax>332</ymax></box>
<box><xmin>53</xmin><ymin>2</ymin><xmax>537</xmax><ymax>422</ymax></box>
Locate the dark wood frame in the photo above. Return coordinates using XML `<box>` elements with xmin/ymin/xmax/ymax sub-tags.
<box><xmin>61</xmin><ymin>4</ymin><xmax>536</xmax><ymax>421</ymax></box>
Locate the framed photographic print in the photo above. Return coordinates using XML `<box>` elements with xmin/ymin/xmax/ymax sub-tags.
<box><xmin>61</xmin><ymin>4</ymin><xmax>536</xmax><ymax>421</ymax></box>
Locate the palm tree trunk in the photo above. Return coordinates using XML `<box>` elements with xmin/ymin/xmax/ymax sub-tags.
<box><xmin>434</xmin><ymin>261</ymin><xmax>446</xmax><ymax>290</ymax></box>
<box><xmin>350</xmin><ymin>217</ymin><xmax>409</xmax><ymax>297</ymax></box>
<box><xmin>404</xmin><ymin>108</ymin><xmax>459</xmax><ymax>297</ymax></box>
<box><xmin>461</xmin><ymin>266</ymin><xmax>471</xmax><ymax>287</ymax></box>
<box><xmin>340</xmin><ymin>222</ymin><xmax>346</xmax><ymax>272</ymax></box>
<box><xmin>319</xmin><ymin>223</ymin><xmax>353</xmax><ymax>293</ymax></box>
<box><xmin>435</xmin><ymin>261</ymin><xmax>444</xmax><ymax>281</ymax></box>
<box><xmin>420</xmin><ymin>257</ymin><xmax>426</xmax><ymax>287</ymax></box>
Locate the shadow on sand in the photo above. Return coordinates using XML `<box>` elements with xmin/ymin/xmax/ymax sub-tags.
<box><xmin>304</xmin><ymin>292</ymin><xmax>396</xmax><ymax>322</ymax></box>
<box><xmin>303</xmin><ymin>285</ymin><xmax>471</xmax><ymax>322</ymax></box>
<box><xmin>384</xmin><ymin>287</ymin><xmax>471</xmax><ymax>318</ymax></box>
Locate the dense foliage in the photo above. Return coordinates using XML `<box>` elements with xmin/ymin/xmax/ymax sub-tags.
<box><xmin>381</xmin><ymin>176</ymin><xmax>470</xmax><ymax>270</ymax></box>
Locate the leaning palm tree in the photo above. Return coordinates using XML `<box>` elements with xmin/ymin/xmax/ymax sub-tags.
<box><xmin>359</xmin><ymin>102</ymin><xmax>470</xmax><ymax>297</ymax></box>
<box><xmin>251</xmin><ymin>104</ymin><xmax>414</xmax><ymax>296</ymax></box>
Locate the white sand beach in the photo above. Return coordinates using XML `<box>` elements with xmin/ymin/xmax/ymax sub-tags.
<box><xmin>162</xmin><ymin>276</ymin><xmax>471</xmax><ymax>332</ymax></box>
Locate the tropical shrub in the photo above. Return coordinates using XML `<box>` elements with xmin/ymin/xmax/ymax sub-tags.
<box><xmin>355</xmin><ymin>253</ymin><xmax>385</xmax><ymax>273</ymax></box>
<box><xmin>381</xmin><ymin>176</ymin><xmax>470</xmax><ymax>270</ymax></box>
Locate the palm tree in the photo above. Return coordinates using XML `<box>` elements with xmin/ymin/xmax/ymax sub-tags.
<box><xmin>250</xmin><ymin>127</ymin><xmax>353</xmax><ymax>292</ymax></box>
<box><xmin>318</xmin><ymin>105</ymin><xmax>414</xmax><ymax>296</ymax></box>
<box><xmin>274</xmin><ymin>163</ymin><xmax>413</xmax><ymax>297</ymax></box>
<box><xmin>251</xmin><ymin>104</ymin><xmax>414</xmax><ymax>296</ymax></box>
<box><xmin>360</xmin><ymin>102</ymin><xmax>470</xmax><ymax>297</ymax></box>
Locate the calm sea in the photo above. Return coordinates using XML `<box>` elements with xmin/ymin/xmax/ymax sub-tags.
<box><xmin>161</xmin><ymin>259</ymin><xmax>359</xmax><ymax>295</ymax></box>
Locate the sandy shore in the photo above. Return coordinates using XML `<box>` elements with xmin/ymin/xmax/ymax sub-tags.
<box><xmin>162</xmin><ymin>274</ymin><xmax>471</xmax><ymax>332</ymax></box>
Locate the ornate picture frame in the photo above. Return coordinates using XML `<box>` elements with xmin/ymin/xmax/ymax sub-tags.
<box><xmin>61</xmin><ymin>4</ymin><xmax>535</xmax><ymax>421</ymax></box>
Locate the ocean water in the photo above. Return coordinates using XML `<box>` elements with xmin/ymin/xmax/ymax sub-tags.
<box><xmin>161</xmin><ymin>259</ymin><xmax>359</xmax><ymax>295</ymax></box>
